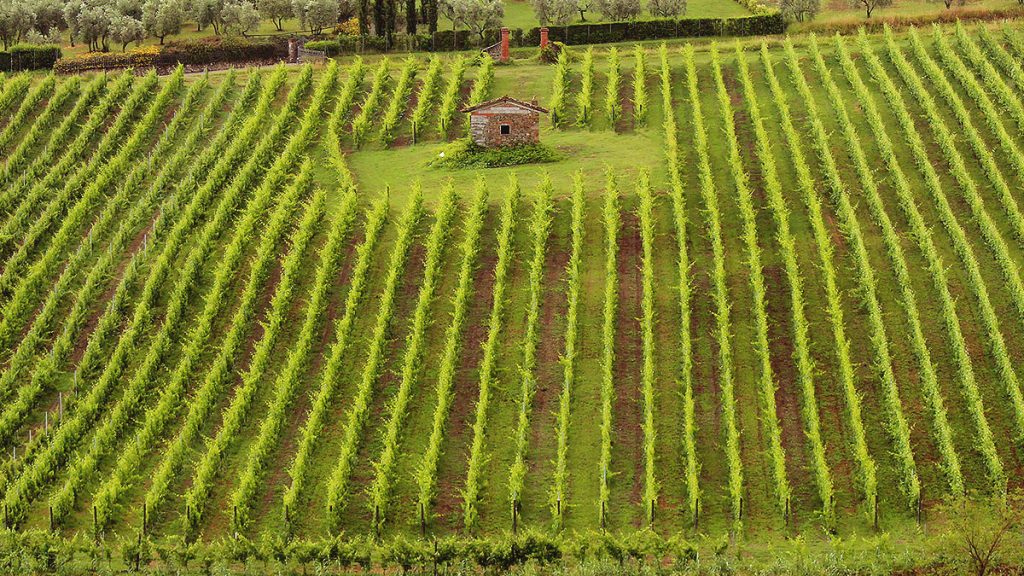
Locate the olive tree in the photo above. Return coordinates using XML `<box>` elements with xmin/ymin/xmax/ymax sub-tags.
<box><xmin>27</xmin><ymin>0</ymin><xmax>65</xmax><ymax>36</ymax></box>
<box><xmin>64</xmin><ymin>0</ymin><xmax>116</xmax><ymax>51</ymax></box>
<box><xmin>593</xmin><ymin>0</ymin><xmax>639</xmax><ymax>20</ymax></box>
<box><xmin>850</xmin><ymin>0</ymin><xmax>890</xmax><ymax>18</ymax></box>
<box><xmin>442</xmin><ymin>0</ymin><xmax>501</xmax><ymax>39</ymax></box>
<box><xmin>221</xmin><ymin>0</ymin><xmax>259</xmax><ymax>34</ymax></box>
<box><xmin>109</xmin><ymin>11</ymin><xmax>144</xmax><ymax>49</ymax></box>
<box><xmin>292</xmin><ymin>0</ymin><xmax>337</xmax><ymax>34</ymax></box>
<box><xmin>648</xmin><ymin>0</ymin><xmax>684</xmax><ymax>17</ymax></box>
<box><xmin>780</xmin><ymin>0</ymin><xmax>817</xmax><ymax>21</ymax></box>
<box><xmin>190</xmin><ymin>0</ymin><xmax>224</xmax><ymax>33</ymax></box>
<box><xmin>532</xmin><ymin>0</ymin><xmax>575</xmax><ymax>25</ymax></box>
<box><xmin>258</xmin><ymin>0</ymin><xmax>291</xmax><ymax>29</ymax></box>
<box><xmin>0</xmin><ymin>0</ymin><xmax>34</xmax><ymax>49</ymax></box>
<box><xmin>142</xmin><ymin>0</ymin><xmax>184</xmax><ymax>43</ymax></box>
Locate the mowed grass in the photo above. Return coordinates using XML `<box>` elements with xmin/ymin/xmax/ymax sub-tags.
<box><xmin>4</xmin><ymin>22</ymin><xmax>1024</xmax><ymax>550</ymax></box>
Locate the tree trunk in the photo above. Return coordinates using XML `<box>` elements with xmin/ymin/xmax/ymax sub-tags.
<box><xmin>406</xmin><ymin>0</ymin><xmax>416</xmax><ymax>33</ymax></box>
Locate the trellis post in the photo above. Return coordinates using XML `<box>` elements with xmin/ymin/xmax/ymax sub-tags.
<box><xmin>873</xmin><ymin>494</ymin><xmax>879</xmax><ymax>531</ymax></box>
<box><xmin>420</xmin><ymin>503</ymin><xmax>426</xmax><ymax>537</ymax></box>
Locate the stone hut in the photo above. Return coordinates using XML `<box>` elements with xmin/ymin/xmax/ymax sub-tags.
<box><xmin>460</xmin><ymin>96</ymin><xmax>548</xmax><ymax>148</ymax></box>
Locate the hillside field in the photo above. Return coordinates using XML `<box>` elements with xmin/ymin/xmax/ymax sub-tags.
<box><xmin>4</xmin><ymin>22</ymin><xmax>1024</xmax><ymax>564</ymax></box>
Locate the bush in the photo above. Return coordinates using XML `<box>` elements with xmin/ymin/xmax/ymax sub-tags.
<box><xmin>430</xmin><ymin>138</ymin><xmax>562</xmax><ymax>169</ymax></box>
<box><xmin>335</xmin><ymin>17</ymin><xmax>360</xmax><ymax>35</ymax></box>
<box><xmin>0</xmin><ymin>44</ymin><xmax>62</xmax><ymax>71</ymax></box>
<box><xmin>155</xmin><ymin>36</ymin><xmax>284</xmax><ymax>66</ymax></box>
<box><xmin>54</xmin><ymin>46</ymin><xmax>158</xmax><ymax>74</ymax></box>
<box><xmin>54</xmin><ymin>36</ymin><xmax>285</xmax><ymax>73</ymax></box>
<box><xmin>432</xmin><ymin>29</ymin><xmax>478</xmax><ymax>51</ymax></box>
<box><xmin>308</xmin><ymin>34</ymin><xmax>430</xmax><ymax>56</ymax></box>
<box><xmin>539</xmin><ymin>40</ymin><xmax>568</xmax><ymax>63</ymax></box>
<box><xmin>304</xmin><ymin>39</ymin><xmax>341</xmax><ymax>55</ymax></box>
<box><xmin>519</xmin><ymin>13</ymin><xmax>783</xmax><ymax>45</ymax></box>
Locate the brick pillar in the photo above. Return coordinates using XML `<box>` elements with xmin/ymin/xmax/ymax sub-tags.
<box><xmin>500</xmin><ymin>27</ymin><xmax>510</xmax><ymax>62</ymax></box>
<box><xmin>539</xmin><ymin>27</ymin><xmax>549</xmax><ymax>50</ymax></box>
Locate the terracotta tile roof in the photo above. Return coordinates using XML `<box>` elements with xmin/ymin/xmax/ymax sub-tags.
<box><xmin>460</xmin><ymin>95</ymin><xmax>549</xmax><ymax>114</ymax></box>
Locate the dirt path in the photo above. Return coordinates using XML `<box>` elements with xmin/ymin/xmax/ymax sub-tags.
<box><xmin>521</xmin><ymin>207</ymin><xmax>571</xmax><ymax>524</ymax></box>
<box><xmin>246</xmin><ymin>231</ymin><xmax>362</xmax><ymax>535</ymax></box>
<box><xmin>432</xmin><ymin>224</ymin><xmax>497</xmax><ymax>532</ymax></box>
<box><xmin>611</xmin><ymin>208</ymin><xmax>644</xmax><ymax>530</ymax></box>
<box><xmin>340</xmin><ymin>239</ymin><xmax>428</xmax><ymax>533</ymax></box>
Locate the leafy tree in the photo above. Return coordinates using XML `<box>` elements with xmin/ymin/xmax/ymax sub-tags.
<box><xmin>221</xmin><ymin>0</ymin><xmax>259</xmax><ymax>34</ymax></box>
<box><xmin>64</xmin><ymin>0</ymin><xmax>116</xmax><ymax>51</ymax></box>
<box><xmin>109</xmin><ymin>11</ymin><xmax>144</xmax><ymax>50</ymax></box>
<box><xmin>422</xmin><ymin>0</ymin><xmax>437</xmax><ymax>31</ymax></box>
<box><xmin>850</xmin><ymin>0</ymin><xmax>890</xmax><ymax>18</ymax></box>
<box><xmin>61</xmin><ymin>0</ymin><xmax>82</xmax><ymax>44</ymax></box>
<box><xmin>24</xmin><ymin>27</ymin><xmax>62</xmax><ymax>43</ymax></box>
<box><xmin>372</xmin><ymin>0</ymin><xmax>396</xmax><ymax>40</ymax></box>
<box><xmin>0</xmin><ymin>0</ymin><xmax>34</xmax><ymax>49</ymax></box>
<box><xmin>648</xmin><ymin>0</ymin><xmax>684</xmax><ymax>17</ymax></box>
<box><xmin>190</xmin><ymin>0</ymin><xmax>224</xmax><ymax>33</ymax></box>
<box><xmin>574</xmin><ymin>0</ymin><xmax>591</xmax><ymax>20</ymax></box>
<box><xmin>780</xmin><ymin>0</ymin><xmax>817</xmax><ymax>20</ymax></box>
<box><xmin>258</xmin><ymin>0</ymin><xmax>290</xmax><ymax>29</ymax></box>
<box><xmin>593</xmin><ymin>0</ymin><xmax>638</xmax><ymax>20</ymax></box>
<box><xmin>292</xmin><ymin>0</ymin><xmax>337</xmax><ymax>34</ymax></box>
<box><xmin>27</xmin><ymin>0</ymin><xmax>65</xmax><ymax>36</ymax></box>
<box><xmin>442</xmin><ymin>0</ymin><xmax>501</xmax><ymax>39</ymax></box>
<box><xmin>142</xmin><ymin>0</ymin><xmax>184</xmax><ymax>43</ymax></box>
<box><xmin>532</xmin><ymin>0</ymin><xmax>575</xmax><ymax>25</ymax></box>
<box><xmin>357</xmin><ymin>0</ymin><xmax>369</xmax><ymax>32</ymax></box>
<box><xmin>115</xmin><ymin>0</ymin><xmax>143</xmax><ymax>20</ymax></box>
<box><xmin>438</xmin><ymin>0</ymin><xmax>459</xmax><ymax>29</ymax></box>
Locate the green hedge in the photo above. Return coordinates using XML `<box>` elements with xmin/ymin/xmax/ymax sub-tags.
<box><xmin>54</xmin><ymin>46</ymin><xmax>159</xmax><ymax>74</ymax></box>
<box><xmin>316</xmin><ymin>13</ymin><xmax>783</xmax><ymax>56</ymax></box>
<box><xmin>526</xmin><ymin>13</ymin><xmax>785</xmax><ymax>46</ymax></box>
<box><xmin>155</xmin><ymin>36</ymin><xmax>285</xmax><ymax>66</ymax></box>
<box><xmin>54</xmin><ymin>37</ymin><xmax>285</xmax><ymax>73</ymax></box>
<box><xmin>0</xmin><ymin>45</ymin><xmax>62</xmax><ymax>71</ymax></box>
<box><xmin>428</xmin><ymin>15</ymin><xmax>784</xmax><ymax>52</ymax></box>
